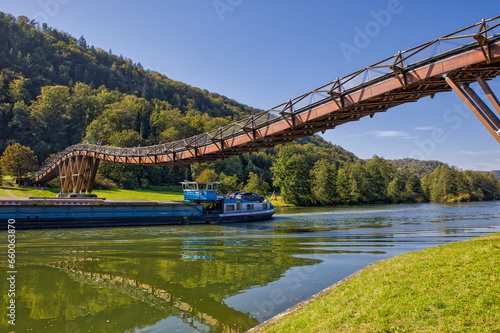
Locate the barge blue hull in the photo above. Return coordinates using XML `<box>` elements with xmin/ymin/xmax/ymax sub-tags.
<box><xmin>0</xmin><ymin>198</ymin><xmax>206</xmax><ymax>229</ymax></box>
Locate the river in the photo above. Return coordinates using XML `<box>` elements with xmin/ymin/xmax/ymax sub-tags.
<box><xmin>1</xmin><ymin>201</ymin><xmax>499</xmax><ymax>332</ymax></box>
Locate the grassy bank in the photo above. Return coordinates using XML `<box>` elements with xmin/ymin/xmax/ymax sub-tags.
<box><xmin>265</xmin><ymin>195</ymin><xmax>295</xmax><ymax>207</ymax></box>
<box><xmin>254</xmin><ymin>233</ymin><xmax>500</xmax><ymax>333</ymax></box>
<box><xmin>1</xmin><ymin>177</ymin><xmax>292</xmax><ymax>204</ymax></box>
<box><xmin>0</xmin><ymin>179</ymin><xmax>185</xmax><ymax>201</ymax></box>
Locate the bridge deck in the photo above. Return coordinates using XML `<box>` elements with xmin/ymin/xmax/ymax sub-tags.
<box><xmin>33</xmin><ymin>17</ymin><xmax>500</xmax><ymax>186</ymax></box>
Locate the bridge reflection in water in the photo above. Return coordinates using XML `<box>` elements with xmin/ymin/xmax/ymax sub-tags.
<box><xmin>47</xmin><ymin>259</ymin><xmax>258</xmax><ymax>332</ymax></box>
<box><xmin>5</xmin><ymin>226</ymin><xmax>326</xmax><ymax>332</ymax></box>
<box><xmin>32</xmin><ymin>17</ymin><xmax>500</xmax><ymax>196</ymax></box>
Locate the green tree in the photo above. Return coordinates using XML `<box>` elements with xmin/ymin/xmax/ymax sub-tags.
<box><xmin>364</xmin><ymin>156</ymin><xmax>394</xmax><ymax>202</ymax></box>
<box><xmin>9</xmin><ymin>101</ymin><xmax>31</xmax><ymax>142</ymax></box>
<box><xmin>29</xmin><ymin>85</ymin><xmax>73</xmax><ymax>157</ymax></box>
<box><xmin>348</xmin><ymin>163</ymin><xmax>366</xmax><ymax>204</ymax></box>
<box><xmin>271</xmin><ymin>145</ymin><xmax>312</xmax><ymax>205</ymax></box>
<box><xmin>311</xmin><ymin>159</ymin><xmax>337</xmax><ymax>205</ymax></box>
<box><xmin>404</xmin><ymin>173</ymin><xmax>425</xmax><ymax>202</ymax></box>
<box><xmin>8</xmin><ymin>77</ymin><xmax>30</xmax><ymax>103</ymax></box>
<box><xmin>244</xmin><ymin>172</ymin><xmax>270</xmax><ymax>195</ymax></box>
<box><xmin>108</xmin><ymin>129</ymin><xmax>143</xmax><ymax>147</ymax></box>
<box><xmin>196</xmin><ymin>169</ymin><xmax>218</xmax><ymax>182</ymax></box>
<box><xmin>219</xmin><ymin>172</ymin><xmax>240</xmax><ymax>194</ymax></box>
<box><xmin>336</xmin><ymin>164</ymin><xmax>352</xmax><ymax>204</ymax></box>
<box><xmin>30</xmin><ymin>85</ymin><xmax>71</xmax><ymax>128</ymax></box>
<box><xmin>387</xmin><ymin>177</ymin><xmax>404</xmax><ymax>203</ymax></box>
<box><xmin>0</xmin><ymin>142</ymin><xmax>38</xmax><ymax>180</ymax></box>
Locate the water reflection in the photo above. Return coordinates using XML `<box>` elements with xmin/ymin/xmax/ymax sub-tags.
<box><xmin>0</xmin><ymin>201</ymin><xmax>499</xmax><ymax>332</ymax></box>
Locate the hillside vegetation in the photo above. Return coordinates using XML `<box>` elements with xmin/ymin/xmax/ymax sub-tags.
<box><xmin>390</xmin><ymin>158</ymin><xmax>444</xmax><ymax>178</ymax></box>
<box><xmin>1</xmin><ymin>12</ymin><xmax>499</xmax><ymax>206</ymax></box>
<box><xmin>0</xmin><ymin>13</ymin><xmax>260</xmax><ymax>158</ymax></box>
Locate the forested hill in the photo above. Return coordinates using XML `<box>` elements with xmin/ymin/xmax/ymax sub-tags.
<box><xmin>1</xmin><ymin>13</ymin><xmax>499</xmax><ymax>206</ymax></box>
<box><xmin>390</xmin><ymin>159</ymin><xmax>444</xmax><ymax>178</ymax></box>
<box><xmin>0</xmin><ymin>13</ymin><xmax>260</xmax><ymax>159</ymax></box>
<box><xmin>0</xmin><ymin>13</ymin><xmax>259</xmax><ymax>117</ymax></box>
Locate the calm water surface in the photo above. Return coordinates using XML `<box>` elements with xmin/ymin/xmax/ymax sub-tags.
<box><xmin>1</xmin><ymin>201</ymin><xmax>499</xmax><ymax>332</ymax></box>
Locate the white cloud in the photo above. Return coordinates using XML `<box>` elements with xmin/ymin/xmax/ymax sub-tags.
<box><xmin>346</xmin><ymin>130</ymin><xmax>413</xmax><ymax>140</ymax></box>
<box><xmin>346</xmin><ymin>132</ymin><xmax>371</xmax><ymax>138</ymax></box>
<box><xmin>460</xmin><ymin>162</ymin><xmax>500</xmax><ymax>171</ymax></box>
<box><xmin>459</xmin><ymin>150</ymin><xmax>500</xmax><ymax>155</ymax></box>
<box><xmin>414</xmin><ymin>126</ymin><xmax>435</xmax><ymax>131</ymax></box>
<box><xmin>372</xmin><ymin>130</ymin><xmax>409</xmax><ymax>139</ymax></box>
<box><xmin>458</xmin><ymin>157</ymin><xmax>500</xmax><ymax>171</ymax></box>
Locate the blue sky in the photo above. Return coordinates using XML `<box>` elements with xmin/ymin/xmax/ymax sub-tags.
<box><xmin>2</xmin><ymin>0</ymin><xmax>500</xmax><ymax>170</ymax></box>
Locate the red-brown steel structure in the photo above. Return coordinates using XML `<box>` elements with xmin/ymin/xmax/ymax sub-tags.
<box><xmin>33</xmin><ymin>17</ymin><xmax>500</xmax><ymax>195</ymax></box>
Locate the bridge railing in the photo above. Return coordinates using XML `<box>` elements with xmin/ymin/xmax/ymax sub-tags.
<box><xmin>34</xmin><ymin>16</ymin><xmax>500</xmax><ymax>181</ymax></box>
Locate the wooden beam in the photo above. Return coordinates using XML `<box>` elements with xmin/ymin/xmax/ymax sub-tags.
<box><xmin>476</xmin><ymin>76</ymin><xmax>500</xmax><ymax>117</ymax></box>
<box><xmin>74</xmin><ymin>156</ymin><xmax>88</xmax><ymax>193</ymax></box>
<box><xmin>463</xmin><ymin>84</ymin><xmax>500</xmax><ymax>129</ymax></box>
<box><xmin>86</xmin><ymin>158</ymin><xmax>100</xmax><ymax>193</ymax></box>
<box><xmin>445</xmin><ymin>76</ymin><xmax>500</xmax><ymax>144</ymax></box>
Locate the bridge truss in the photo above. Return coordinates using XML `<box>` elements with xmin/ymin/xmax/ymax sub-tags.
<box><xmin>33</xmin><ymin>17</ymin><xmax>500</xmax><ymax>195</ymax></box>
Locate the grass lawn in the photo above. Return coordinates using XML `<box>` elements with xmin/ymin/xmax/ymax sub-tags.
<box><xmin>0</xmin><ymin>186</ymin><xmax>58</xmax><ymax>197</ymax></box>
<box><xmin>1</xmin><ymin>176</ymin><xmax>285</xmax><ymax>203</ymax></box>
<box><xmin>265</xmin><ymin>195</ymin><xmax>295</xmax><ymax>207</ymax></box>
<box><xmin>93</xmin><ymin>188</ymin><xmax>184</xmax><ymax>201</ymax></box>
<box><xmin>0</xmin><ymin>177</ymin><xmax>185</xmax><ymax>201</ymax></box>
<box><xmin>255</xmin><ymin>233</ymin><xmax>500</xmax><ymax>333</ymax></box>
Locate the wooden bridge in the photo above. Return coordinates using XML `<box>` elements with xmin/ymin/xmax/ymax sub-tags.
<box><xmin>33</xmin><ymin>17</ymin><xmax>500</xmax><ymax>195</ymax></box>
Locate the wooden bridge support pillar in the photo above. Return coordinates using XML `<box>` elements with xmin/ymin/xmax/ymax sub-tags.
<box><xmin>58</xmin><ymin>156</ymin><xmax>100</xmax><ymax>194</ymax></box>
<box><xmin>444</xmin><ymin>75</ymin><xmax>500</xmax><ymax>145</ymax></box>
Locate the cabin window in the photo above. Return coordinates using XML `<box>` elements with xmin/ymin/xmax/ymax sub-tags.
<box><xmin>247</xmin><ymin>204</ymin><xmax>254</xmax><ymax>211</ymax></box>
<box><xmin>262</xmin><ymin>203</ymin><xmax>267</xmax><ymax>209</ymax></box>
<box><xmin>236</xmin><ymin>201</ymin><xmax>241</xmax><ymax>210</ymax></box>
<box><xmin>226</xmin><ymin>205</ymin><xmax>235</xmax><ymax>211</ymax></box>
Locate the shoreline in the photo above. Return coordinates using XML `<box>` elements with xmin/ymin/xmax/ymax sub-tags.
<box><xmin>246</xmin><ymin>260</ymin><xmax>382</xmax><ymax>332</ymax></box>
<box><xmin>248</xmin><ymin>233</ymin><xmax>500</xmax><ymax>332</ymax></box>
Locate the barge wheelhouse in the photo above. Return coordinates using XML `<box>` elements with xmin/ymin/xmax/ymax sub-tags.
<box><xmin>181</xmin><ymin>181</ymin><xmax>275</xmax><ymax>223</ymax></box>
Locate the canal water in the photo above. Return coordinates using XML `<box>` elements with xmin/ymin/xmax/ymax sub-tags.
<box><xmin>1</xmin><ymin>201</ymin><xmax>499</xmax><ymax>332</ymax></box>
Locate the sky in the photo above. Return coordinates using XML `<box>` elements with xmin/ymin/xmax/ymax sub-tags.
<box><xmin>2</xmin><ymin>0</ymin><xmax>500</xmax><ymax>171</ymax></box>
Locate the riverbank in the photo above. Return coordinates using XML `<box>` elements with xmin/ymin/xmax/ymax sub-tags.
<box><xmin>0</xmin><ymin>180</ymin><xmax>292</xmax><ymax>206</ymax></box>
<box><xmin>0</xmin><ymin>182</ymin><xmax>185</xmax><ymax>201</ymax></box>
<box><xmin>251</xmin><ymin>233</ymin><xmax>500</xmax><ymax>332</ymax></box>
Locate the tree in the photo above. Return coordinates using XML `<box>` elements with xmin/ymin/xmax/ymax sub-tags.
<box><xmin>195</xmin><ymin>169</ymin><xmax>218</xmax><ymax>182</ymax></box>
<box><xmin>0</xmin><ymin>142</ymin><xmax>38</xmax><ymax>180</ymax></box>
<box><xmin>29</xmin><ymin>85</ymin><xmax>72</xmax><ymax>156</ymax></box>
<box><xmin>403</xmin><ymin>173</ymin><xmax>425</xmax><ymax>202</ymax></box>
<box><xmin>387</xmin><ymin>177</ymin><xmax>404</xmax><ymax>203</ymax></box>
<box><xmin>244</xmin><ymin>172</ymin><xmax>270</xmax><ymax>195</ymax></box>
<box><xmin>335</xmin><ymin>164</ymin><xmax>352</xmax><ymax>204</ymax></box>
<box><xmin>271</xmin><ymin>145</ymin><xmax>312</xmax><ymax>205</ymax></box>
<box><xmin>77</xmin><ymin>35</ymin><xmax>87</xmax><ymax>49</ymax></box>
<box><xmin>108</xmin><ymin>129</ymin><xmax>143</xmax><ymax>147</ymax></box>
<box><xmin>9</xmin><ymin>101</ymin><xmax>31</xmax><ymax>142</ymax></box>
<box><xmin>311</xmin><ymin>159</ymin><xmax>337</xmax><ymax>205</ymax></box>
<box><xmin>364</xmin><ymin>156</ymin><xmax>394</xmax><ymax>202</ymax></box>
<box><xmin>8</xmin><ymin>77</ymin><xmax>30</xmax><ymax>103</ymax></box>
<box><xmin>219</xmin><ymin>172</ymin><xmax>240</xmax><ymax>194</ymax></box>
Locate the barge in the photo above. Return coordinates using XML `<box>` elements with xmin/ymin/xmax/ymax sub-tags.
<box><xmin>0</xmin><ymin>197</ymin><xmax>205</xmax><ymax>229</ymax></box>
<box><xmin>0</xmin><ymin>182</ymin><xmax>274</xmax><ymax>229</ymax></box>
<box><xmin>181</xmin><ymin>181</ymin><xmax>275</xmax><ymax>223</ymax></box>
